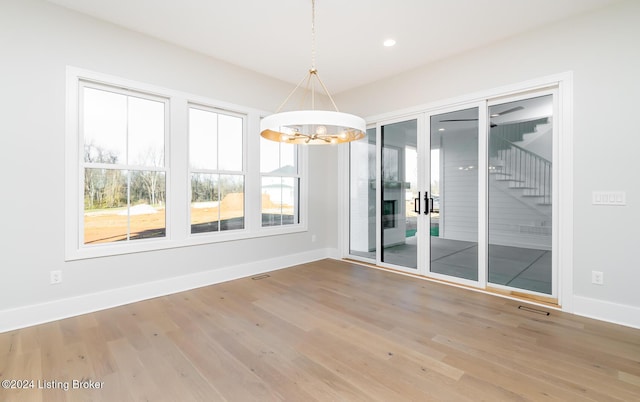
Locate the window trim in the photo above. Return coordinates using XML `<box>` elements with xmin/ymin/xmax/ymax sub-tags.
<box><xmin>79</xmin><ymin>80</ymin><xmax>170</xmax><ymax>246</ymax></box>
<box><xmin>259</xmin><ymin>137</ymin><xmax>303</xmax><ymax>228</ymax></box>
<box><xmin>188</xmin><ymin>103</ymin><xmax>248</xmax><ymax>237</ymax></box>
<box><xmin>65</xmin><ymin>66</ymin><xmax>308</xmax><ymax>261</ymax></box>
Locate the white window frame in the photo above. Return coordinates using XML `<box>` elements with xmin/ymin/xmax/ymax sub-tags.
<box><xmin>259</xmin><ymin>138</ymin><xmax>304</xmax><ymax>229</ymax></box>
<box><xmin>188</xmin><ymin>103</ymin><xmax>248</xmax><ymax>237</ymax></box>
<box><xmin>65</xmin><ymin>66</ymin><xmax>308</xmax><ymax>261</ymax></box>
<box><xmin>79</xmin><ymin>80</ymin><xmax>170</xmax><ymax>246</ymax></box>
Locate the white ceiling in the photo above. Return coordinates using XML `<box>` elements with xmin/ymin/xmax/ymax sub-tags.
<box><xmin>48</xmin><ymin>0</ymin><xmax>621</xmax><ymax>94</ymax></box>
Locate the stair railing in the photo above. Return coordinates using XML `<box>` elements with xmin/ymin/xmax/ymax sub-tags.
<box><xmin>490</xmin><ymin>135</ymin><xmax>552</xmax><ymax>205</ymax></box>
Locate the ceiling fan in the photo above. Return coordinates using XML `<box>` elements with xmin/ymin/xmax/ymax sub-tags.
<box><xmin>439</xmin><ymin>106</ymin><xmax>524</xmax><ymax>127</ymax></box>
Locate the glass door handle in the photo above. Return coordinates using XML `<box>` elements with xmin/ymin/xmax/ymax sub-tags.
<box><xmin>414</xmin><ymin>192</ymin><xmax>421</xmax><ymax>214</ymax></box>
<box><xmin>424</xmin><ymin>192</ymin><xmax>429</xmax><ymax>215</ymax></box>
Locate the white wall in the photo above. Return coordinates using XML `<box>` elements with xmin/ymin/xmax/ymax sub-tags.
<box><xmin>439</xmin><ymin>129</ymin><xmax>478</xmax><ymax>243</ymax></box>
<box><xmin>0</xmin><ymin>0</ymin><xmax>338</xmax><ymax>331</ymax></box>
<box><xmin>336</xmin><ymin>1</ymin><xmax>640</xmax><ymax>326</ymax></box>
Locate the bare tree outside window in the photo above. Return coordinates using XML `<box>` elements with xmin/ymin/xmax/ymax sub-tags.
<box><xmin>189</xmin><ymin>106</ymin><xmax>245</xmax><ymax>234</ymax></box>
<box><xmin>81</xmin><ymin>84</ymin><xmax>167</xmax><ymax>244</ymax></box>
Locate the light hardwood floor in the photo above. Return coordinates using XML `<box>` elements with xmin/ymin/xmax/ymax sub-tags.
<box><xmin>1</xmin><ymin>259</ymin><xmax>639</xmax><ymax>401</ymax></box>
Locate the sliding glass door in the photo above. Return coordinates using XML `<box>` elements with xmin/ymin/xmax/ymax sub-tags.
<box><xmin>428</xmin><ymin>107</ymin><xmax>479</xmax><ymax>281</ymax></box>
<box><xmin>346</xmin><ymin>87</ymin><xmax>559</xmax><ymax>300</ymax></box>
<box><xmin>380</xmin><ymin>119</ymin><xmax>419</xmax><ymax>270</ymax></box>
<box><xmin>349</xmin><ymin>128</ymin><xmax>376</xmax><ymax>259</ymax></box>
<box><xmin>487</xmin><ymin>94</ymin><xmax>554</xmax><ymax>295</ymax></box>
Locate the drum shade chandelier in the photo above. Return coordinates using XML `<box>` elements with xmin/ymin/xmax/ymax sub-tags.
<box><xmin>260</xmin><ymin>0</ymin><xmax>366</xmax><ymax>145</ymax></box>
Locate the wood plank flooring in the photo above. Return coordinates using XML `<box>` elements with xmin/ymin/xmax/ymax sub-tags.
<box><xmin>1</xmin><ymin>259</ymin><xmax>639</xmax><ymax>401</ymax></box>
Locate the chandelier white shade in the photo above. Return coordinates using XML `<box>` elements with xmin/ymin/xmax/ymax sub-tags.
<box><xmin>259</xmin><ymin>0</ymin><xmax>366</xmax><ymax>145</ymax></box>
<box><xmin>261</xmin><ymin>110</ymin><xmax>366</xmax><ymax>145</ymax></box>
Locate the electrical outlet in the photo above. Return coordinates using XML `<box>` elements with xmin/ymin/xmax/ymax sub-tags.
<box><xmin>311</xmin><ymin>234</ymin><xmax>317</xmax><ymax>242</ymax></box>
<box><xmin>50</xmin><ymin>270</ymin><xmax>62</xmax><ymax>285</ymax></box>
<box><xmin>591</xmin><ymin>270</ymin><xmax>604</xmax><ymax>285</ymax></box>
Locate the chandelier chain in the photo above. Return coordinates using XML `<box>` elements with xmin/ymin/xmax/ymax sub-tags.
<box><xmin>311</xmin><ymin>0</ymin><xmax>316</xmax><ymax>69</ymax></box>
<box><xmin>260</xmin><ymin>0</ymin><xmax>365</xmax><ymax>145</ymax></box>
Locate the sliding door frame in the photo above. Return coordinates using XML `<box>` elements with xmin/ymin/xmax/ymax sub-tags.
<box><xmin>340</xmin><ymin>72</ymin><xmax>573</xmax><ymax>311</ymax></box>
<box><xmin>422</xmin><ymin>101</ymin><xmax>488</xmax><ymax>289</ymax></box>
<box><xmin>485</xmin><ymin>88</ymin><xmax>560</xmax><ymax>299</ymax></box>
<box><xmin>375</xmin><ymin>113</ymin><xmax>426</xmax><ymax>275</ymax></box>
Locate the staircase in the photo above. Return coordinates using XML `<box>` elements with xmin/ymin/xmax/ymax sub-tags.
<box><xmin>488</xmin><ymin>119</ymin><xmax>552</xmax><ymax>247</ymax></box>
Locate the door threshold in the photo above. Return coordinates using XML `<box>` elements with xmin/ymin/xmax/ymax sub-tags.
<box><xmin>342</xmin><ymin>258</ymin><xmax>560</xmax><ymax>309</ymax></box>
<box><xmin>485</xmin><ymin>287</ymin><xmax>558</xmax><ymax>307</ymax></box>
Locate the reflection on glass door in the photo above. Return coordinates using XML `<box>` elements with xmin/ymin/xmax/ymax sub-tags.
<box><xmin>488</xmin><ymin>95</ymin><xmax>553</xmax><ymax>294</ymax></box>
<box><xmin>381</xmin><ymin>120</ymin><xmax>418</xmax><ymax>269</ymax></box>
<box><xmin>429</xmin><ymin>108</ymin><xmax>479</xmax><ymax>281</ymax></box>
<box><xmin>349</xmin><ymin>128</ymin><xmax>376</xmax><ymax>259</ymax></box>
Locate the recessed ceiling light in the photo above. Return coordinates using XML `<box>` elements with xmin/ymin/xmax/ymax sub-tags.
<box><xmin>438</xmin><ymin>128</ymin><xmax>445</xmax><ymax>131</ymax></box>
<box><xmin>383</xmin><ymin>39</ymin><xmax>396</xmax><ymax>47</ymax></box>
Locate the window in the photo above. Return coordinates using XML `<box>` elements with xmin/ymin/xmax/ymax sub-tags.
<box><xmin>66</xmin><ymin>67</ymin><xmax>308</xmax><ymax>260</ymax></box>
<box><xmin>81</xmin><ymin>82</ymin><xmax>168</xmax><ymax>245</ymax></box>
<box><xmin>260</xmin><ymin>137</ymin><xmax>300</xmax><ymax>226</ymax></box>
<box><xmin>189</xmin><ymin>105</ymin><xmax>245</xmax><ymax>234</ymax></box>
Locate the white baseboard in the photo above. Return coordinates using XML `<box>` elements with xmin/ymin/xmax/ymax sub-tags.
<box><xmin>573</xmin><ymin>295</ymin><xmax>640</xmax><ymax>329</ymax></box>
<box><xmin>5</xmin><ymin>251</ymin><xmax>635</xmax><ymax>333</ymax></box>
<box><xmin>0</xmin><ymin>248</ymin><xmax>338</xmax><ymax>333</ymax></box>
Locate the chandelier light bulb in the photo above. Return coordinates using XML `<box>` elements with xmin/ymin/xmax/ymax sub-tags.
<box><xmin>316</xmin><ymin>125</ymin><xmax>327</xmax><ymax>135</ymax></box>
